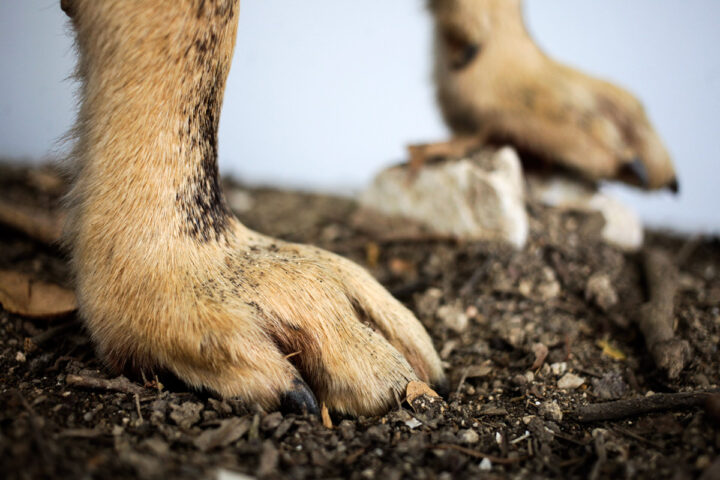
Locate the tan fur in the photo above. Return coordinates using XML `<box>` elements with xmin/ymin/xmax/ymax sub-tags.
<box><xmin>64</xmin><ymin>0</ymin><xmax>443</xmax><ymax>416</ymax></box>
<box><xmin>428</xmin><ymin>0</ymin><xmax>678</xmax><ymax>190</ymax></box>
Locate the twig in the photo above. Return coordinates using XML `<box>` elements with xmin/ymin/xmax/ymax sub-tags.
<box><xmin>589</xmin><ymin>430</ymin><xmax>607</xmax><ymax>480</ymax></box>
<box><xmin>30</xmin><ymin>319</ymin><xmax>81</xmax><ymax>346</ymax></box>
<box><xmin>15</xmin><ymin>390</ymin><xmax>52</xmax><ymax>466</ymax></box>
<box><xmin>510</xmin><ymin>431</ymin><xmax>530</xmax><ymax>445</ymax></box>
<box><xmin>637</xmin><ymin>248</ymin><xmax>690</xmax><ymax>378</ymax></box>
<box><xmin>66</xmin><ymin>374</ymin><xmax>145</xmax><ymax>395</ymax></box>
<box><xmin>431</xmin><ymin>444</ymin><xmax>527</xmax><ymax>464</ymax></box>
<box><xmin>573</xmin><ymin>390</ymin><xmax>720</xmax><ymax>423</ymax></box>
<box><xmin>612</xmin><ymin>427</ymin><xmax>663</xmax><ymax>450</ymax></box>
<box><xmin>134</xmin><ymin>393</ymin><xmax>144</xmax><ymax>424</ymax></box>
<box><xmin>454</xmin><ymin>367</ymin><xmax>470</xmax><ymax>395</ymax></box>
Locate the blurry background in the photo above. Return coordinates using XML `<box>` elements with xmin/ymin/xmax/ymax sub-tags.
<box><xmin>1</xmin><ymin>1</ymin><xmax>718</xmax><ymax>233</ymax></box>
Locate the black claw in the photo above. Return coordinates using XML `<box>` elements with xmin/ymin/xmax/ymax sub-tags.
<box><xmin>280</xmin><ymin>378</ymin><xmax>319</xmax><ymax>416</ymax></box>
<box><xmin>433</xmin><ymin>378</ymin><xmax>450</xmax><ymax>399</ymax></box>
<box><xmin>60</xmin><ymin>0</ymin><xmax>73</xmax><ymax>17</ymax></box>
<box><xmin>667</xmin><ymin>177</ymin><xmax>680</xmax><ymax>195</ymax></box>
<box><xmin>624</xmin><ymin>157</ymin><xmax>650</xmax><ymax>188</ymax></box>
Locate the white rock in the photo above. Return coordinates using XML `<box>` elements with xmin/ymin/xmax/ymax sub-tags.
<box><xmin>404</xmin><ymin>418</ymin><xmax>422</xmax><ymax>429</ymax></box>
<box><xmin>227</xmin><ymin>189</ymin><xmax>254</xmax><ymax>213</ymax></box>
<box><xmin>538</xmin><ymin>401</ymin><xmax>563</xmax><ymax>422</ymax></box>
<box><xmin>458</xmin><ymin>428</ymin><xmax>480</xmax><ymax>444</ymax></box>
<box><xmin>436</xmin><ymin>301</ymin><xmax>469</xmax><ymax>333</ymax></box>
<box><xmin>360</xmin><ymin>147</ymin><xmax>528</xmax><ymax>249</ymax></box>
<box><xmin>479</xmin><ymin>458</ymin><xmax>493</xmax><ymax>471</ymax></box>
<box><xmin>527</xmin><ymin>174</ymin><xmax>643</xmax><ymax>251</ymax></box>
<box><xmin>585</xmin><ymin>273</ymin><xmax>619</xmax><ymax>311</ymax></box>
<box><xmin>15</xmin><ymin>351</ymin><xmax>26</xmax><ymax>363</ymax></box>
<box><xmin>558</xmin><ymin>373</ymin><xmax>586</xmax><ymax>390</ymax></box>
<box><xmin>550</xmin><ymin>362</ymin><xmax>567</xmax><ymax>376</ymax></box>
<box><xmin>217</xmin><ymin>469</ymin><xmax>256</xmax><ymax>480</ymax></box>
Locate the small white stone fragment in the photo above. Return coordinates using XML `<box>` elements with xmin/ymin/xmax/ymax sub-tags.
<box><xmin>404</xmin><ymin>418</ymin><xmax>422</xmax><ymax>429</ymax></box>
<box><xmin>538</xmin><ymin>401</ymin><xmax>563</xmax><ymax>422</ymax></box>
<box><xmin>585</xmin><ymin>273</ymin><xmax>619</xmax><ymax>311</ymax></box>
<box><xmin>360</xmin><ymin>147</ymin><xmax>528</xmax><ymax>248</ymax></box>
<box><xmin>458</xmin><ymin>429</ymin><xmax>480</xmax><ymax>444</ymax></box>
<box><xmin>216</xmin><ymin>469</ymin><xmax>256</xmax><ymax>480</ymax></box>
<box><xmin>15</xmin><ymin>351</ymin><xmax>26</xmax><ymax>363</ymax></box>
<box><xmin>550</xmin><ymin>362</ymin><xmax>567</xmax><ymax>376</ymax></box>
<box><xmin>436</xmin><ymin>301</ymin><xmax>469</xmax><ymax>333</ymax></box>
<box><xmin>227</xmin><ymin>189</ymin><xmax>254</xmax><ymax>213</ymax></box>
<box><xmin>479</xmin><ymin>458</ymin><xmax>493</xmax><ymax>471</ymax></box>
<box><xmin>558</xmin><ymin>373</ymin><xmax>586</xmax><ymax>390</ymax></box>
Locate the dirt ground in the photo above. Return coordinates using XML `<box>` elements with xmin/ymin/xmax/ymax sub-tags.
<box><xmin>1</xmin><ymin>162</ymin><xmax>718</xmax><ymax>480</ymax></box>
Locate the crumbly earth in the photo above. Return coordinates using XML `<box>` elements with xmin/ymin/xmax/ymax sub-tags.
<box><xmin>1</xmin><ymin>162</ymin><xmax>718</xmax><ymax>480</ymax></box>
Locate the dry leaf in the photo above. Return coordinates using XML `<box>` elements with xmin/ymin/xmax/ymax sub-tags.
<box><xmin>321</xmin><ymin>403</ymin><xmax>333</xmax><ymax>429</ymax></box>
<box><xmin>406</xmin><ymin>380</ymin><xmax>440</xmax><ymax>404</ymax></box>
<box><xmin>0</xmin><ymin>270</ymin><xmax>77</xmax><ymax>318</ymax></box>
<box><xmin>596</xmin><ymin>339</ymin><xmax>627</xmax><ymax>361</ymax></box>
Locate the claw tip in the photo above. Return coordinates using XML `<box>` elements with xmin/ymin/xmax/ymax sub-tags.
<box><xmin>280</xmin><ymin>378</ymin><xmax>319</xmax><ymax>416</ymax></box>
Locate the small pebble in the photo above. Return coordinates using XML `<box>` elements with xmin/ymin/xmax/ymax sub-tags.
<box><xmin>558</xmin><ymin>373</ymin><xmax>585</xmax><ymax>390</ymax></box>
<box><xmin>538</xmin><ymin>401</ymin><xmax>563</xmax><ymax>422</ymax></box>
<box><xmin>550</xmin><ymin>362</ymin><xmax>567</xmax><ymax>376</ymax></box>
<box><xmin>457</xmin><ymin>428</ymin><xmax>479</xmax><ymax>444</ymax></box>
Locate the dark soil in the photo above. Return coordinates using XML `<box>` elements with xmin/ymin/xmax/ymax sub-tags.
<box><xmin>1</xmin><ymin>162</ymin><xmax>718</xmax><ymax>480</ymax></box>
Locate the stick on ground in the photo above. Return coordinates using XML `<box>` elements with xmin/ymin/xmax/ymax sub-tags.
<box><xmin>573</xmin><ymin>391</ymin><xmax>720</xmax><ymax>423</ymax></box>
<box><xmin>637</xmin><ymin>248</ymin><xmax>690</xmax><ymax>378</ymax></box>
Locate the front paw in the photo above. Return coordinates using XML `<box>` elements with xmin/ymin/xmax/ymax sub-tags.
<box><xmin>91</xmin><ymin>233</ymin><xmax>445</xmax><ymax>417</ymax></box>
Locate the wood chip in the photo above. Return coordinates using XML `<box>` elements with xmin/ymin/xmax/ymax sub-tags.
<box><xmin>321</xmin><ymin>403</ymin><xmax>333</xmax><ymax>429</ymax></box>
<box><xmin>464</xmin><ymin>363</ymin><xmax>493</xmax><ymax>379</ymax></box>
<box><xmin>0</xmin><ymin>270</ymin><xmax>77</xmax><ymax>318</ymax></box>
<box><xmin>0</xmin><ymin>199</ymin><xmax>64</xmax><ymax>245</ymax></box>
<box><xmin>531</xmin><ymin>342</ymin><xmax>549</xmax><ymax>370</ymax></box>
<box><xmin>406</xmin><ymin>381</ymin><xmax>440</xmax><ymax>403</ymax></box>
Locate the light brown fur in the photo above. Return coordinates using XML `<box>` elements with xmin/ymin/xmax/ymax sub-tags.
<box><xmin>63</xmin><ymin>0</ymin><xmax>444</xmax><ymax>416</ymax></box>
<box><xmin>427</xmin><ymin>0</ymin><xmax>678</xmax><ymax>190</ymax></box>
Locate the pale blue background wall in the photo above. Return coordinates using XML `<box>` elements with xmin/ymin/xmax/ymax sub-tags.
<box><xmin>1</xmin><ymin>1</ymin><xmax>718</xmax><ymax>232</ymax></box>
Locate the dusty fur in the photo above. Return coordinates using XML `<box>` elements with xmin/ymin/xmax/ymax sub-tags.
<box><xmin>63</xmin><ymin>0</ymin><xmax>444</xmax><ymax>416</ymax></box>
<box><xmin>428</xmin><ymin>0</ymin><xmax>678</xmax><ymax>190</ymax></box>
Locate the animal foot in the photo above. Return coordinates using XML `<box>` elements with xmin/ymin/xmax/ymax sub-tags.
<box><xmin>84</xmin><ymin>224</ymin><xmax>444</xmax><ymax>417</ymax></box>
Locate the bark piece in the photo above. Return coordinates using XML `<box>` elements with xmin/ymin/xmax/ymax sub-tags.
<box><xmin>0</xmin><ymin>199</ymin><xmax>64</xmax><ymax>244</ymax></box>
<box><xmin>0</xmin><ymin>270</ymin><xmax>76</xmax><ymax>318</ymax></box>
